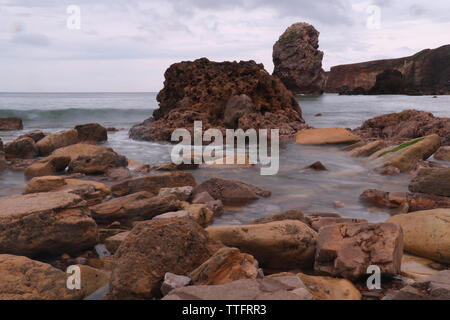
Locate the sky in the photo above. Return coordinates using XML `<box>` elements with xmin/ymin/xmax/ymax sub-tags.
<box><xmin>0</xmin><ymin>0</ymin><xmax>448</xmax><ymax>92</ymax></box>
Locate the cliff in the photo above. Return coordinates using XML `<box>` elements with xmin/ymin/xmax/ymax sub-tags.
<box><xmin>325</xmin><ymin>45</ymin><xmax>450</xmax><ymax>95</ymax></box>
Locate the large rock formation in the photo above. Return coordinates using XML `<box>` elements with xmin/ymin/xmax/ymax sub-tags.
<box><xmin>129</xmin><ymin>58</ymin><xmax>306</xmax><ymax>142</ymax></box>
<box><xmin>273</xmin><ymin>22</ymin><xmax>325</xmax><ymax>94</ymax></box>
<box><xmin>325</xmin><ymin>44</ymin><xmax>450</xmax><ymax>95</ymax></box>
<box><xmin>353</xmin><ymin>110</ymin><xmax>450</xmax><ymax>146</ymax></box>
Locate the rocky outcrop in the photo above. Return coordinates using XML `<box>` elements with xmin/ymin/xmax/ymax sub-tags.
<box><xmin>326</xmin><ymin>45</ymin><xmax>450</xmax><ymax>95</ymax></box>
<box><xmin>163</xmin><ymin>276</ymin><xmax>313</xmax><ymax>300</ymax></box>
<box><xmin>189</xmin><ymin>247</ymin><xmax>260</xmax><ymax>285</ymax></box>
<box><xmin>0</xmin><ymin>192</ymin><xmax>98</xmax><ymax>257</ymax></box>
<box><xmin>387</xmin><ymin>209</ymin><xmax>449</xmax><ymax>264</ymax></box>
<box><xmin>314</xmin><ymin>223</ymin><xmax>403</xmax><ymax>280</ymax></box>
<box><xmin>111</xmin><ymin>172</ymin><xmax>196</xmax><ymax>197</ymax></box>
<box><xmin>108</xmin><ymin>218</ymin><xmax>219</xmax><ymax>299</ymax></box>
<box><xmin>0</xmin><ymin>254</ymin><xmax>82</xmax><ymax>300</ymax></box>
<box><xmin>295</xmin><ymin>127</ymin><xmax>361</xmax><ymax>145</ymax></box>
<box><xmin>360</xmin><ymin>189</ymin><xmax>450</xmax><ymax>212</ymax></box>
<box><xmin>74</xmin><ymin>123</ymin><xmax>107</xmax><ymax>142</ymax></box>
<box><xmin>409</xmin><ymin>168</ymin><xmax>450</xmax><ymax>197</ymax></box>
<box><xmin>90</xmin><ymin>192</ymin><xmax>181</xmax><ymax>226</ymax></box>
<box><xmin>192</xmin><ymin>177</ymin><xmax>270</xmax><ymax>205</ymax></box>
<box><xmin>206</xmin><ymin>221</ymin><xmax>317</xmax><ymax>270</ymax></box>
<box><xmin>129</xmin><ymin>58</ymin><xmax>306</xmax><ymax>142</ymax></box>
<box><xmin>366</xmin><ymin>134</ymin><xmax>441</xmax><ymax>173</ymax></box>
<box><xmin>0</xmin><ymin>117</ymin><xmax>23</xmax><ymax>130</ymax></box>
<box><xmin>272</xmin><ymin>22</ymin><xmax>325</xmax><ymax>94</ymax></box>
<box><xmin>353</xmin><ymin>110</ymin><xmax>450</xmax><ymax>146</ymax></box>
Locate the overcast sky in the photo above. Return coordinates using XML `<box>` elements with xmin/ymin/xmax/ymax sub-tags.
<box><xmin>0</xmin><ymin>0</ymin><xmax>448</xmax><ymax>92</ymax></box>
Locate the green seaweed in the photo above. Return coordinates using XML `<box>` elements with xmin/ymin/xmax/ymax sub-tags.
<box><xmin>378</xmin><ymin>138</ymin><xmax>425</xmax><ymax>157</ymax></box>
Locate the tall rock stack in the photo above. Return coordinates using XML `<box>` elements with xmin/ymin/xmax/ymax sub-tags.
<box><xmin>273</xmin><ymin>22</ymin><xmax>325</xmax><ymax>95</ymax></box>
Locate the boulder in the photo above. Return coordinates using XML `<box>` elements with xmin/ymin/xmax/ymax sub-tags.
<box><xmin>23</xmin><ymin>176</ymin><xmax>67</xmax><ymax>193</ymax></box>
<box><xmin>295</xmin><ymin>128</ymin><xmax>361</xmax><ymax>145</ymax></box>
<box><xmin>350</xmin><ymin>140</ymin><xmax>385</xmax><ymax>157</ymax></box>
<box><xmin>36</xmin><ymin>129</ymin><xmax>79</xmax><ymax>156</ymax></box>
<box><xmin>160</xmin><ymin>273</ymin><xmax>192</xmax><ymax>296</ymax></box>
<box><xmin>383</xmin><ymin>270</ymin><xmax>450</xmax><ymax>300</ymax></box>
<box><xmin>0</xmin><ymin>151</ymin><xmax>6</xmax><ymax>171</ymax></box>
<box><xmin>163</xmin><ymin>276</ymin><xmax>313</xmax><ymax>300</ymax></box>
<box><xmin>153</xmin><ymin>210</ymin><xmax>194</xmax><ymax>221</ymax></box>
<box><xmin>189</xmin><ymin>247</ymin><xmax>260</xmax><ymax>285</ymax></box>
<box><xmin>68</xmin><ymin>148</ymin><xmax>128</xmax><ymax>174</ymax></box>
<box><xmin>74</xmin><ymin>123</ymin><xmax>107</xmax><ymax>142</ymax></box>
<box><xmin>401</xmin><ymin>254</ymin><xmax>442</xmax><ymax>281</ymax></box>
<box><xmin>251</xmin><ymin>209</ymin><xmax>307</xmax><ymax>225</ymax></box>
<box><xmin>192</xmin><ymin>191</ymin><xmax>214</xmax><ymax>204</ymax></box>
<box><xmin>4</xmin><ymin>137</ymin><xmax>38</xmax><ymax>159</ymax></box>
<box><xmin>158</xmin><ymin>186</ymin><xmax>193</xmax><ymax>201</ymax></box>
<box><xmin>77</xmin><ymin>264</ymin><xmax>110</xmax><ymax>298</ymax></box>
<box><xmin>0</xmin><ymin>254</ymin><xmax>82</xmax><ymax>300</ymax></box>
<box><xmin>18</xmin><ymin>130</ymin><xmax>45</xmax><ymax>143</ymax></box>
<box><xmin>304</xmin><ymin>161</ymin><xmax>327</xmax><ymax>171</ymax></box>
<box><xmin>90</xmin><ymin>192</ymin><xmax>181</xmax><ymax>226</ymax></box>
<box><xmin>341</xmin><ymin>141</ymin><xmax>365</xmax><ymax>151</ymax></box>
<box><xmin>297</xmin><ymin>273</ymin><xmax>362</xmax><ymax>300</ymax></box>
<box><xmin>304</xmin><ymin>212</ymin><xmax>367</xmax><ymax>231</ymax></box>
<box><xmin>129</xmin><ymin>58</ymin><xmax>306</xmax><ymax>142</ymax></box>
<box><xmin>409</xmin><ymin>168</ymin><xmax>450</xmax><ymax>197</ymax></box>
<box><xmin>314</xmin><ymin>223</ymin><xmax>403</xmax><ymax>280</ymax></box>
<box><xmin>206</xmin><ymin>200</ymin><xmax>224</xmax><ymax>217</ymax></box>
<box><xmin>434</xmin><ymin>146</ymin><xmax>450</xmax><ymax>160</ymax></box>
<box><xmin>272</xmin><ymin>22</ymin><xmax>325</xmax><ymax>94</ymax></box>
<box><xmin>353</xmin><ymin>110</ymin><xmax>450</xmax><ymax>146</ymax></box>
<box><xmin>223</xmin><ymin>94</ymin><xmax>255</xmax><ymax>128</ymax></box>
<box><xmin>387</xmin><ymin>209</ymin><xmax>450</xmax><ymax>264</ymax></box>
<box><xmin>105</xmin><ymin>231</ymin><xmax>130</xmax><ymax>254</ymax></box>
<box><xmin>108</xmin><ymin>218</ymin><xmax>219</xmax><ymax>299</ymax></box>
<box><xmin>192</xmin><ymin>177</ymin><xmax>270</xmax><ymax>205</ymax></box>
<box><xmin>0</xmin><ymin>192</ymin><xmax>98</xmax><ymax>257</ymax></box>
<box><xmin>206</xmin><ymin>221</ymin><xmax>317</xmax><ymax>270</ymax></box>
<box><xmin>24</xmin><ymin>155</ymin><xmax>70</xmax><ymax>179</ymax></box>
<box><xmin>181</xmin><ymin>203</ymin><xmax>214</xmax><ymax>227</ymax></box>
<box><xmin>0</xmin><ymin>117</ymin><xmax>23</xmax><ymax>130</ymax></box>
<box><xmin>111</xmin><ymin>172</ymin><xmax>196</xmax><ymax>197</ymax></box>
<box><xmin>360</xmin><ymin>189</ymin><xmax>450</xmax><ymax>212</ymax></box>
<box><xmin>51</xmin><ymin>143</ymin><xmax>103</xmax><ymax>161</ymax></box>
<box><xmin>367</xmin><ymin>134</ymin><xmax>441</xmax><ymax>172</ymax></box>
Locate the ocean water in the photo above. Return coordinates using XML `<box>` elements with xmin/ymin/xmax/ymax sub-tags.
<box><xmin>1</xmin><ymin>92</ymin><xmax>449</xmax><ymax>224</ymax></box>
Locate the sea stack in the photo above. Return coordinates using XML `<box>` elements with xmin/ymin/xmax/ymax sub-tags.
<box><xmin>272</xmin><ymin>22</ymin><xmax>325</xmax><ymax>95</ymax></box>
<box><xmin>129</xmin><ymin>58</ymin><xmax>307</xmax><ymax>142</ymax></box>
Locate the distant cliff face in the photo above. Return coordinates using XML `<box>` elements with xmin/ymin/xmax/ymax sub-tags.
<box><xmin>273</xmin><ymin>22</ymin><xmax>325</xmax><ymax>95</ymax></box>
<box><xmin>325</xmin><ymin>45</ymin><xmax>450</xmax><ymax>95</ymax></box>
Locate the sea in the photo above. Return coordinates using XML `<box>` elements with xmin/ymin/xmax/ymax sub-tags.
<box><xmin>1</xmin><ymin>92</ymin><xmax>449</xmax><ymax>225</ymax></box>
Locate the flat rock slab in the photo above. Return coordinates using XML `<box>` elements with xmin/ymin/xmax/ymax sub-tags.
<box><xmin>295</xmin><ymin>128</ymin><xmax>361</xmax><ymax>145</ymax></box>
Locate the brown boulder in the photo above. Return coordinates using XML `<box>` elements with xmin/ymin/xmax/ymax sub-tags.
<box><xmin>18</xmin><ymin>130</ymin><xmax>45</xmax><ymax>143</ymax></box>
<box><xmin>272</xmin><ymin>22</ymin><xmax>325</xmax><ymax>94</ymax></box>
<box><xmin>68</xmin><ymin>147</ymin><xmax>127</xmax><ymax>174</ymax></box>
<box><xmin>360</xmin><ymin>189</ymin><xmax>450</xmax><ymax>212</ymax></box>
<box><xmin>353</xmin><ymin>110</ymin><xmax>450</xmax><ymax>146</ymax></box>
<box><xmin>434</xmin><ymin>146</ymin><xmax>450</xmax><ymax>160</ymax></box>
<box><xmin>108</xmin><ymin>218</ymin><xmax>219</xmax><ymax>299</ymax></box>
<box><xmin>51</xmin><ymin>143</ymin><xmax>103</xmax><ymax>161</ymax></box>
<box><xmin>129</xmin><ymin>58</ymin><xmax>306</xmax><ymax>142</ymax></box>
<box><xmin>0</xmin><ymin>192</ymin><xmax>98</xmax><ymax>257</ymax></box>
<box><xmin>350</xmin><ymin>140</ymin><xmax>385</xmax><ymax>157</ymax></box>
<box><xmin>314</xmin><ymin>223</ymin><xmax>403</xmax><ymax>280</ymax></box>
<box><xmin>90</xmin><ymin>192</ymin><xmax>181</xmax><ymax>226</ymax></box>
<box><xmin>297</xmin><ymin>273</ymin><xmax>362</xmax><ymax>300</ymax></box>
<box><xmin>189</xmin><ymin>247</ymin><xmax>260</xmax><ymax>285</ymax></box>
<box><xmin>0</xmin><ymin>254</ymin><xmax>82</xmax><ymax>300</ymax></box>
<box><xmin>111</xmin><ymin>171</ymin><xmax>196</xmax><ymax>197</ymax></box>
<box><xmin>77</xmin><ymin>264</ymin><xmax>110</xmax><ymax>298</ymax></box>
<box><xmin>305</xmin><ymin>212</ymin><xmax>367</xmax><ymax>231</ymax></box>
<box><xmin>223</xmin><ymin>94</ymin><xmax>255</xmax><ymax>128</ymax></box>
<box><xmin>74</xmin><ymin>123</ymin><xmax>107</xmax><ymax>142</ymax></box>
<box><xmin>409</xmin><ymin>168</ymin><xmax>450</xmax><ymax>197</ymax></box>
<box><xmin>105</xmin><ymin>231</ymin><xmax>130</xmax><ymax>254</ymax></box>
<box><xmin>24</xmin><ymin>155</ymin><xmax>70</xmax><ymax>179</ymax></box>
<box><xmin>36</xmin><ymin>129</ymin><xmax>79</xmax><ymax>156</ymax></box>
<box><xmin>0</xmin><ymin>151</ymin><xmax>6</xmax><ymax>171</ymax></box>
<box><xmin>206</xmin><ymin>221</ymin><xmax>317</xmax><ymax>270</ymax></box>
<box><xmin>251</xmin><ymin>209</ymin><xmax>307</xmax><ymax>225</ymax></box>
<box><xmin>4</xmin><ymin>137</ymin><xmax>38</xmax><ymax>159</ymax></box>
<box><xmin>0</xmin><ymin>117</ymin><xmax>23</xmax><ymax>130</ymax></box>
<box><xmin>295</xmin><ymin>128</ymin><xmax>361</xmax><ymax>145</ymax></box>
<box><xmin>192</xmin><ymin>177</ymin><xmax>270</xmax><ymax>205</ymax></box>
